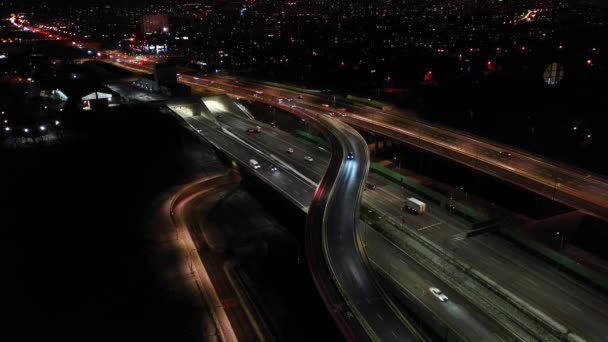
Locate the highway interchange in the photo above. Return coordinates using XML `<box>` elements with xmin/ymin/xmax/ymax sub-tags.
<box><xmin>175</xmin><ymin>97</ymin><xmax>608</xmax><ymax>342</ymax></box>
<box><xmin>102</xmin><ymin>56</ymin><xmax>608</xmax><ymax>341</ymax></box>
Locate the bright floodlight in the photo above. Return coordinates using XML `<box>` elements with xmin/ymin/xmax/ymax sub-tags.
<box><xmin>39</xmin><ymin>125</ymin><xmax>46</xmax><ymax>131</ymax></box>
<box><xmin>4</xmin><ymin>127</ymin><xmax>9</xmax><ymax>132</ymax></box>
<box><xmin>24</xmin><ymin>128</ymin><xmax>29</xmax><ymax>133</ymax></box>
<box><xmin>55</xmin><ymin>120</ymin><xmax>60</xmax><ymax>125</ymax></box>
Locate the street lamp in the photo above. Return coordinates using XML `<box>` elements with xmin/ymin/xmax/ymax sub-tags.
<box><xmin>556</xmin><ymin>231</ymin><xmax>564</xmax><ymax>251</ymax></box>
<box><xmin>461</xmin><ymin>186</ymin><xmax>468</xmax><ymax>201</ymax></box>
<box><xmin>552</xmin><ymin>181</ymin><xmax>561</xmax><ymax>201</ymax></box>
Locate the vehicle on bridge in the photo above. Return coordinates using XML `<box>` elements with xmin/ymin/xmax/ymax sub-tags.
<box><xmin>304</xmin><ymin>156</ymin><xmax>314</xmax><ymax>162</ymax></box>
<box><xmin>347</xmin><ymin>151</ymin><xmax>355</xmax><ymax>160</ymax></box>
<box><xmin>500</xmin><ymin>150</ymin><xmax>513</xmax><ymax>157</ymax></box>
<box><xmin>287</xmin><ymin>147</ymin><xmax>294</xmax><ymax>153</ymax></box>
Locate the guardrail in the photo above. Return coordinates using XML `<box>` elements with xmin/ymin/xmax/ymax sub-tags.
<box><xmin>293</xmin><ymin>129</ymin><xmax>329</xmax><ymax>148</ymax></box>
<box><xmin>346</xmin><ymin>94</ymin><xmax>392</xmax><ymax>111</ymax></box>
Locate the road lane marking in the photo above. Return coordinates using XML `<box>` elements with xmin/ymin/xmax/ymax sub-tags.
<box><xmin>417</xmin><ymin>222</ymin><xmax>441</xmax><ymax>231</ymax></box>
<box><xmin>377</xmin><ymin>313</ymin><xmax>384</xmax><ymax>321</ymax></box>
<box><xmin>392</xmin><ymin>331</ymin><xmax>398</xmax><ymax>338</ymax></box>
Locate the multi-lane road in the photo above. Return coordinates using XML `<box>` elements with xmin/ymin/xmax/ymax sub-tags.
<box><xmin>102</xmin><ymin>56</ymin><xmax>608</xmax><ymax>340</ymax></box>
<box><xmin>309</xmin><ymin>115</ymin><xmax>424</xmax><ymax>341</ymax></box>
<box><xmin>157</xmin><ymin>65</ymin><xmax>608</xmax><ymax>221</ymax></box>
<box><xmin>174</xmin><ymin>100</ymin><xmax>608</xmax><ymax>341</ymax></box>
<box><xmin>169</xmin><ymin>100</ymin><xmax>516</xmax><ymax>340</ymax></box>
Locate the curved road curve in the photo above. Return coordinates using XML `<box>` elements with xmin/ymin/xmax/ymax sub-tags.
<box><xmin>306</xmin><ymin>114</ymin><xmax>422</xmax><ymax>341</ymax></box>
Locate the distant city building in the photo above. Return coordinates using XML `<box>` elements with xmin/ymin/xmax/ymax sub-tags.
<box><xmin>140</xmin><ymin>14</ymin><xmax>169</xmax><ymax>34</ymax></box>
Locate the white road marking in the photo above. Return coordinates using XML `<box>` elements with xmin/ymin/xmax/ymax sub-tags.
<box><xmin>417</xmin><ymin>222</ymin><xmax>442</xmax><ymax>231</ymax></box>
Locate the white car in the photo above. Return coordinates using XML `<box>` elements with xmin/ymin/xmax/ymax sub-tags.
<box><xmin>249</xmin><ymin>159</ymin><xmax>261</xmax><ymax>169</ymax></box>
<box><xmin>304</xmin><ymin>156</ymin><xmax>314</xmax><ymax>162</ymax></box>
<box><xmin>429</xmin><ymin>287</ymin><xmax>448</xmax><ymax>302</ymax></box>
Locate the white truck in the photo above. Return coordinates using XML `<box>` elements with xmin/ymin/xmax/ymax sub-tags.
<box><xmin>249</xmin><ymin>159</ymin><xmax>261</xmax><ymax>169</ymax></box>
<box><xmin>405</xmin><ymin>197</ymin><xmax>426</xmax><ymax>214</ymax></box>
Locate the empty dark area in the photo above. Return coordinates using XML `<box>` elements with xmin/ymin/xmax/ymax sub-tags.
<box><xmin>0</xmin><ymin>105</ymin><xmax>207</xmax><ymax>342</ymax></box>
<box><xmin>571</xmin><ymin>216</ymin><xmax>608</xmax><ymax>260</ymax></box>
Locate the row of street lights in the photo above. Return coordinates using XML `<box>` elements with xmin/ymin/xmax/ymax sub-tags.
<box><xmin>3</xmin><ymin>120</ymin><xmax>60</xmax><ymax>134</ymax></box>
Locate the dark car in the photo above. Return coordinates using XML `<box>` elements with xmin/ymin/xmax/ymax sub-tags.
<box><xmin>500</xmin><ymin>151</ymin><xmax>513</xmax><ymax>157</ymax></box>
<box><xmin>270</xmin><ymin>165</ymin><xmax>278</xmax><ymax>172</ymax></box>
<box><xmin>347</xmin><ymin>151</ymin><xmax>355</xmax><ymax>160</ymax></box>
<box><xmin>366</xmin><ymin>183</ymin><xmax>377</xmax><ymax>190</ymax></box>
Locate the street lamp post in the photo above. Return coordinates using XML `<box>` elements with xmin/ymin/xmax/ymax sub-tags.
<box><xmin>461</xmin><ymin>186</ymin><xmax>468</xmax><ymax>202</ymax></box>
<box><xmin>552</xmin><ymin>180</ymin><xmax>560</xmax><ymax>201</ymax></box>
<box><xmin>555</xmin><ymin>231</ymin><xmax>565</xmax><ymax>271</ymax></box>
<box><xmin>556</xmin><ymin>231</ymin><xmax>564</xmax><ymax>251</ymax></box>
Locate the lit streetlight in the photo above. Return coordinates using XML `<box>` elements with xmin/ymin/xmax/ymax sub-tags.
<box><xmin>556</xmin><ymin>231</ymin><xmax>564</xmax><ymax>251</ymax></box>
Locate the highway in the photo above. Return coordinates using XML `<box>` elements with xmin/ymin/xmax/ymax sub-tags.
<box><xmin>363</xmin><ymin>225</ymin><xmax>513</xmax><ymax>342</ymax></box>
<box><xmin>101</xmin><ymin>58</ymin><xmax>608</xmax><ymax>340</ymax></box>
<box><xmin>176</xmin><ymin>99</ymin><xmax>425</xmax><ymax>340</ymax></box>
<box><xmin>182</xmin><ymin>114</ymin><xmax>317</xmax><ymax>211</ymax></box>
<box><xmin>169</xmin><ymin>100</ymin><xmax>518</xmax><ymax>340</ymax></box>
<box><xmin>181</xmin><ymin>101</ymin><xmax>608</xmax><ymax>341</ymax></box>
<box><xmin>364</xmin><ymin>173</ymin><xmax>608</xmax><ymax>341</ymax></box>
<box><xmin>163</xmin><ymin>67</ymin><xmax>608</xmax><ymax>221</ymax></box>
<box><xmin>306</xmin><ymin>114</ymin><xmax>422</xmax><ymax>341</ymax></box>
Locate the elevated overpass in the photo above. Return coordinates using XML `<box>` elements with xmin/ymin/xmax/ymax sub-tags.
<box><xmin>165</xmin><ymin>95</ymin><xmax>608</xmax><ymax>342</ymax></box>
<box><xmin>168</xmin><ymin>96</ymin><xmax>424</xmax><ymax>341</ymax></box>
